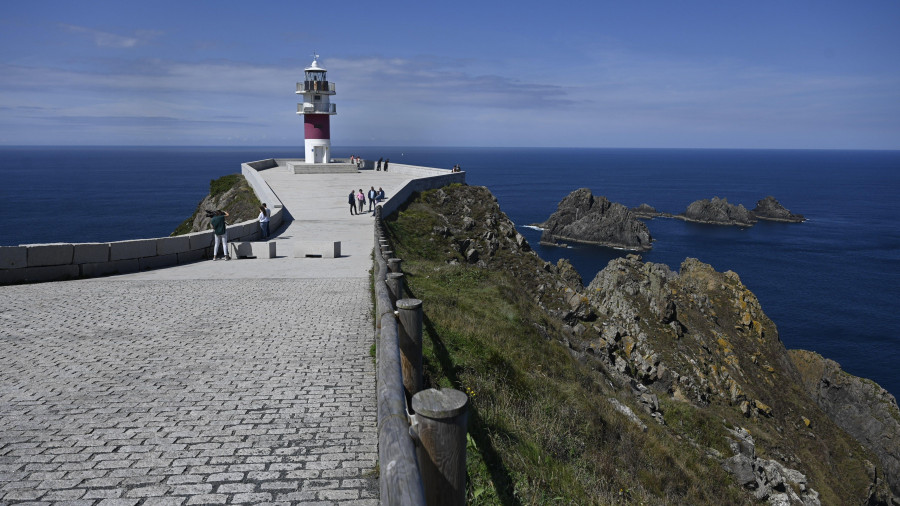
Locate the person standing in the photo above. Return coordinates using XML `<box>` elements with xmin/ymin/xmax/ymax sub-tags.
<box><xmin>348</xmin><ymin>189</ymin><xmax>357</xmax><ymax>215</ymax></box>
<box><xmin>383</xmin><ymin>158</ymin><xmax>389</xmax><ymax>172</ymax></box>
<box><xmin>258</xmin><ymin>204</ymin><xmax>270</xmax><ymax>239</ymax></box>
<box><xmin>356</xmin><ymin>189</ymin><xmax>366</xmax><ymax>214</ymax></box>
<box><xmin>210</xmin><ymin>210</ymin><xmax>230</xmax><ymax>260</ymax></box>
<box><xmin>376</xmin><ymin>157</ymin><xmax>383</xmax><ymax>171</ymax></box>
<box><xmin>376</xmin><ymin>187</ymin><xmax>385</xmax><ymax>202</ymax></box>
<box><xmin>368</xmin><ymin>186</ymin><xmax>377</xmax><ymax>212</ymax></box>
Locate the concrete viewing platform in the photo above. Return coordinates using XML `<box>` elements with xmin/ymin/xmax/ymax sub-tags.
<box><xmin>0</xmin><ymin>161</ymin><xmax>464</xmax><ymax>504</ymax></box>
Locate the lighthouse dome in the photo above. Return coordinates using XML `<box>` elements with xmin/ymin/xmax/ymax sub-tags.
<box><xmin>305</xmin><ymin>57</ymin><xmax>326</xmax><ymax>72</ymax></box>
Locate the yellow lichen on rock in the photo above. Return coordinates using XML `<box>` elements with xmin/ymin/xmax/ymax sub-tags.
<box><xmin>754</xmin><ymin>399</ymin><xmax>773</xmax><ymax>417</ymax></box>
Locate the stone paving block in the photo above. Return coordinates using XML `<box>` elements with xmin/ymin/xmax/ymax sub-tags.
<box><xmin>170</xmin><ymin>483</ymin><xmax>213</xmax><ymax>495</ymax></box>
<box><xmin>185</xmin><ymin>494</ymin><xmax>227</xmax><ymax>505</ymax></box>
<box><xmin>96</xmin><ymin>499</ymin><xmax>140</xmax><ymax>506</ymax></box>
<box><xmin>143</xmin><ymin>498</ymin><xmax>186</xmax><ymax>506</ymax></box>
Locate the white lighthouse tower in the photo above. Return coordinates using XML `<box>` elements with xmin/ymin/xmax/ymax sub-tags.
<box><xmin>296</xmin><ymin>54</ymin><xmax>336</xmax><ymax>164</ymax></box>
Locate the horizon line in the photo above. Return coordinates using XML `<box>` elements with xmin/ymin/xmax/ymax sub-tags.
<box><xmin>1</xmin><ymin>144</ymin><xmax>899</xmax><ymax>153</ymax></box>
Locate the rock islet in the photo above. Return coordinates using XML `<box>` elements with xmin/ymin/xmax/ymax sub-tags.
<box><xmin>537</xmin><ymin>188</ymin><xmax>653</xmax><ymax>251</ymax></box>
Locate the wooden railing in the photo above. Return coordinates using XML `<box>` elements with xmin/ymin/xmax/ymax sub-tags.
<box><xmin>373</xmin><ymin>205</ymin><xmax>469</xmax><ymax>506</ymax></box>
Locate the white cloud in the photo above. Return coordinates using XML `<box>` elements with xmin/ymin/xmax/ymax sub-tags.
<box><xmin>61</xmin><ymin>24</ymin><xmax>161</xmax><ymax>48</ymax></box>
<box><xmin>0</xmin><ymin>50</ymin><xmax>897</xmax><ymax>147</ymax></box>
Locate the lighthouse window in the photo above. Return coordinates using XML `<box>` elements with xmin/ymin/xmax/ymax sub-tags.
<box><xmin>314</xmin><ymin>95</ymin><xmax>321</xmax><ymax>101</ymax></box>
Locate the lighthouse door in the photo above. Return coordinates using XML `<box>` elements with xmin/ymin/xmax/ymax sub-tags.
<box><xmin>313</xmin><ymin>146</ymin><xmax>324</xmax><ymax>163</ymax></box>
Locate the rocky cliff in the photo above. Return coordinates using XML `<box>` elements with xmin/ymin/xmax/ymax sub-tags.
<box><xmin>171</xmin><ymin>174</ymin><xmax>261</xmax><ymax>236</ymax></box>
<box><xmin>385</xmin><ymin>183</ymin><xmax>896</xmax><ymax>505</ymax></box>
<box><xmin>584</xmin><ymin>255</ymin><xmax>895</xmax><ymax>504</ymax></box>
<box><xmin>538</xmin><ymin>188</ymin><xmax>653</xmax><ymax>251</ymax></box>
<box><xmin>752</xmin><ymin>196</ymin><xmax>806</xmax><ymax>222</ymax></box>
<box><xmin>790</xmin><ymin>349</ymin><xmax>900</xmax><ymax>499</ymax></box>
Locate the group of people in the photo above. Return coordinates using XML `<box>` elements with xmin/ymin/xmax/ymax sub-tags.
<box><xmin>348</xmin><ymin>155</ymin><xmax>363</xmax><ymax>169</ymax></box>
<box><xmin>349</xmin><ymin>186</ymin><xmax>386</xmax><ymax>215</ymax></box>
<box><xmin>451</xmin><ymin>164</ymin><xmax>462</xmax><ymax>172</ymax></box>
<box><xmin>376</xmin><ymin>157</ymin><xmax>389</xmax><ymax>171</ymax></box>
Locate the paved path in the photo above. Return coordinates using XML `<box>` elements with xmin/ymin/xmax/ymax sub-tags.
<box><xmin>0</xmin><ymin>165</ymin><xmax>413</xmax><ymax>504</ymax></box>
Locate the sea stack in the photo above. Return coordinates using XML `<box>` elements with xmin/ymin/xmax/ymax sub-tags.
<box><xmin>751</xmin><ymin>196</ymin><xmax>805</xmax><ymax>222</ymax></box>
<box><xmin>680</xmin><ymin>197</ymin><xmax>756</xmax><ymax>226</ymax></box>
<box><xmin>539</xmin><ymin>188</ymin><xmax>653</xmax><ymax>251</ymax></box>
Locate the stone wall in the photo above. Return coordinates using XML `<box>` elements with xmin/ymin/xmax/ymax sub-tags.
<box><xmin>0</xmin><ymin>162</ymin><xmax>285</xmax><ymax>285</ymax></box>
<box><xmin>0</xmin><ymin>160</ymin><xmax>460</xmax><ymax>285</ymax></box>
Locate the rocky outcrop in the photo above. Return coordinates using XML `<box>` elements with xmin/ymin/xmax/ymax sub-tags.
<box><xmin>630</xmin><ymin>203</ymin><xmax>672</xmax><ymax>219</ymax></box>
<box><xmin>388</xmin><ymin>184</ymin><xmax>893</xmax><ymax>504</ymax></box>
<box><xmin>172</xmin><ymin>174</ymin><xmax>261</xmax><ymax>235</ymax></box>
<box><xmin>790</xmin><ymin>349</ymin><xmax>900</xmax><ymax>499</ymax></box>
<box><xmin>723</xmin><ymin>426</ymin><xmax>821</xmax><ymax>505</ymax></box>
<box><xmin>538</xmin><ymin>188</ymin><xmax>653</xmax><ymax>251</ymax></box>
<box><xmin>752</xmin><ymin>196</ymin><xmax>806</xmax><ymax>222</ymax></box>
<box><xmin>680</xmin><ymin>196</ymin><xmax>757</xmax><ymax>226</ymax></box>
<box><xmin>582</xmin><ymin>254</ymin><xmax>895</xmax><ymax>504</ymax></box>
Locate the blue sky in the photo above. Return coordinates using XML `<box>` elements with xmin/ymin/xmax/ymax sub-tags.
<box><xmin>1</xmin><ymin>1</ymin><xmax>898</xmax><ymax>149</ymax></box>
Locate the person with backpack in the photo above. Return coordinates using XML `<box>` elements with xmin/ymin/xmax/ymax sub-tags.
<box><xmin>348</xmin><ymin>189</ymin><xmax>357</xmax><ymax>215</ymax></box>
<box><xmin>210</xmin><ymin>210</ymin><xmax>230</xmax><ymax>260</ymax></box>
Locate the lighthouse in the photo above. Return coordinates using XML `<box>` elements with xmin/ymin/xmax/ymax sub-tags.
<box><xmin>296</xmin><ymin>54</ymin><xmax>336</xmax><ymax>164</ymax></box>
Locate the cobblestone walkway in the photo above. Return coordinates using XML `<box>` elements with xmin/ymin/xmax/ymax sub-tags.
<box><xmin>0</xmin><ymin>278</ymin><xmax>377</xmax><ymax>505</ymax></box>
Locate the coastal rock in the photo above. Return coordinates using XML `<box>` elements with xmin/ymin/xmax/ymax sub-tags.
<box><xmin>538</xmin><ymin>188</ymin><xmax>653</xmax><ymax>251</ymax></box>
<box><xmin>630</xmin><ymin>203</ymin><xmax>671</xmax><ymax>219</ymax></box>
<box><xmin>172</xmin><ymin>174</ymin><xmax>261</xmax><ymax>235</ymax></box>
<box><xmin>680</xmin><ymin>196</ymin><xmax>757</xmax><ymax>226</ymax></box>
<box><xmin>752</xmin><ymin>196</ymin><xmax>805</xmax><ymax>222</ymax></box>
<box><xmin>789</xmin><ymin>349</ymin><xmax>900</xmax><ymax>498</ymax></box>
<box><xmin>388</xmin><ymin>183</ymin><xmax>894</xmax><ymax>504</ymax></box>
<box><xmin>584</xmin><ymin>254</ymin><xmax>895</xmax><ymax>503</ymax></box>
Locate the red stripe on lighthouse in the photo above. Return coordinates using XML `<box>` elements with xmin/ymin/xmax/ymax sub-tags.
<box><xmin>304</xmin><ymin>115</ymin><xmax>331</xmax><ymax>140</ymax></box>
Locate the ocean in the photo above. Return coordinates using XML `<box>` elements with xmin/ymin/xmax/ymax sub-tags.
<box><xmin>2</xmin><ymin>146</ymin><xmax>899</xmax><ymax>397</ymax></box>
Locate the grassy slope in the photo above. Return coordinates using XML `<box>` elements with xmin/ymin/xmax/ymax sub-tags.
<box><xmin>171</xmin><ymin>174</ymin><xmax>261</xmax><ymax>236</ymax></box>
<box><xmin>385</xmin><ymin>186</ymin><xmax>748</xmax><ymax>505</ymax></box>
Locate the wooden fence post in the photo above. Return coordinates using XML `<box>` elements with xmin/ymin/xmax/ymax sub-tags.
<box><xmin>411</xmin><ymin>388</ymin><xmax>469</xmax><ymax>506</ymax></box>
<box><xmin>396</xmin><ymin>298</ymin><xmax>424</xmax><ymax>399</ymax></box>
<box><xmin>386</xmin><ymin>272</ymin><xmax>405</xmax><ymax>305</ymax></box>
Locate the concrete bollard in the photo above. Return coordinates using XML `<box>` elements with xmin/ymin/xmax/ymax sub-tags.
<box><xmin>396</xmin><ymin>298</ymin><xmax>423</xmax><ymax>400</ymax></box>
<box><xmin>382</xmin><ymin>249</ymin><xmax>394</xmax><ymax>259</ymax></box>
<box><xmin>388</xmin><ymin>257</ymin><xmax>403</xmax><ymax>274</ymax></box>
<box><xmin>411</xmin><ymin>388</ymin><xmax>469</xmax><ymax>506</ymax></box>
<box><xmin>386</xmin><ymin>272</ymin><xmax>405</xmax><ymax>305</ymax></box>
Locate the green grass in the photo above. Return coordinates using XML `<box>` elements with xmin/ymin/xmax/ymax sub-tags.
<box><xmin>384</xmin><ymin>187</ymin><xmax>750</xmax><ymax>505</ymax></box>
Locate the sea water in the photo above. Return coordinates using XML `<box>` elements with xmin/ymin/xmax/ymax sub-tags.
<box><xmin>1</xmin><ymin>146</ymin><xmax>899</xmax><ymax>396</ymax></box>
